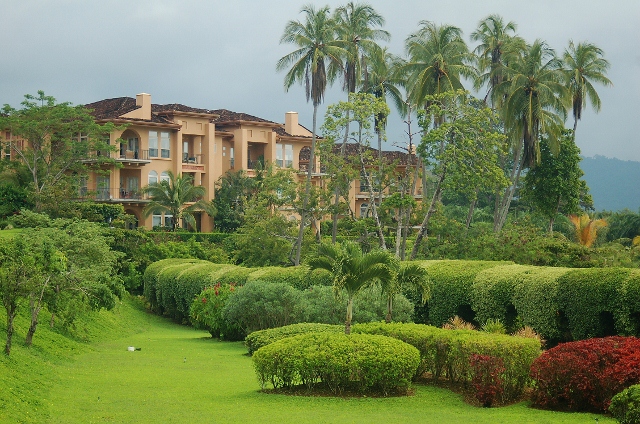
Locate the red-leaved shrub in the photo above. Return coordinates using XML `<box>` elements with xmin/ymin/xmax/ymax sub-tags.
<box><xmin>470</xmin><ymin>354</ymin><xmax>505</xmax><ymax>407</ymax></box>
<box><xmin>530</xmin><ymin>336</ymin><xmax>640</xmax><ymax>412</ymax></box>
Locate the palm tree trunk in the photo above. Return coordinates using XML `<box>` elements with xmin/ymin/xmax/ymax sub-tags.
<box><xmin>345</xmin><ymin>297</ymin><xmax>353</xmax><ymax>335</ymax></box>
<box><xmin>294</xmin><ymin>104</ymin><xmax>318</xmax><ymax>265</ymax></box>
<box><xmin>494</xmin><ymin>142</ymin><xmax>525</xmax><ymax>233</ymax></box>
<box><xmin>331</xmin><ymin>112</ymin><xmax>351</xmax><ymax>243</ymax></box>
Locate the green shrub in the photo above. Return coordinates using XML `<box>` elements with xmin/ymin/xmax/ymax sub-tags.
<box><xmin>425</xmin><ymin>260</ymin><xmax>509</xmax><ymax>327</ymax></box>
<box><xmin>481</xmin><ymin>319</ymin><xmax>506</xmax><ymax>334</ymax></box>
<box><xmin>222</xmin><ymin>281</ymin><xmax>308</xmax><ymax>333</ymax></box>
<box><xmin>557</xmin><ymin>268</ymin><xmax>632</xmax><ymax>340</ymax></box>
<box><xmin>352</xmin><ymin>322</ymin><xmax>541</xmax><ymax>402</ymax></box>
<box><xmin>303</xmin><ymin>285</ymin><xmax>414</xmax><ymax>325</ymax></box>
<box><xmin>610</xmin><ymin>384</ymin><xmax>640</xmax><ymax>424</ymax></box>
<box><xmin>245</xmin><ymin>323</ymin><xmax>342</xmax><ymax>354</ymax></box>
<box><xmin>620</xmin><ymin>270</ymin><xmax>640</xmax><ymax>335</ymax></box>
<box><xmin>252</xmin><ymin>332</ymin><xmax>420</xmax><ymax>395</ymax></box>
<box><xmin>511</xmin><ymin>267</ymin><xmax>569</xmax><ymax>343</ymax></box>
<box><xmin>190</xmin><ymin>283</ymin><xmax>244</xmax><ymax>341</ymax></box>
<box><xmin>246</xmin><ymin>266</ymin><xmax>310</xmax><ymax>289</ymax></box>
<box><xmin>471</xmin><ymin>264</ymin><xmax>534</xmax><ymax>330</ymax></box>
<box><xmin>143</xmin><ymin>259</ymin><xmax>201</xmax><ymax>313</ymax></box>
<box><xmin>214</xmin><ymin>266</ymin><xmax>253</xmax><ymax>285</ymax></box>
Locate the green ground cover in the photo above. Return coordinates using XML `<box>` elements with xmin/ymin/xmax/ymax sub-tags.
<box><xmin>0</xmin><ymin>228</ymin><xmax>22</xmax><ymax>239</ymax></box>
<box><xmin>1</xmin><ymin>297</ymin><xmax>614</xmax><ymax>423</ymax></box>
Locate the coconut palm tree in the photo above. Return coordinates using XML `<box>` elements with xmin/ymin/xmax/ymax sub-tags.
<box><xmin>329</xmin><ymin>2</ymin><xmax>388</xmax><ymax>244</ymax></box>
<box><xmin>562</xmin><ymin>40</ymin><xmax>612</xmax><ymax>134</ymax></box>
<box><xmin>492</xmin><ymin>40</ymin><xmax>569</xmax><ymax>232</ymax></box>
<box><xmin>497</xmin><ymin>39</ymin><xmax>570</xmax><ymax>168</ymax></box>
<box><xmin>403</xmin><ymin>21</ymin><xmax>476</xmax><ymax>107</ymax></box>
<box><xmin>470</xmin><ymin>14</ymin><xmax>524</xmax><ymax>106</ymax></box>
<box><xmin>142</xmin><ymin>171</ymin><xmax>215</xmax><ymax>232</ymax></box>
<box><xmin>277</xmin><ymin>4</ymin><xmax>345</xmax><ymax>264</ymax></box>
<box><xmin>308</xmin><ymin>241</ymin><xmax>393</xmax><ymax>334</ymax></box>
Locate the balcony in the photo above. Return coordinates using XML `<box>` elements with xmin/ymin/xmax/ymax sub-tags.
<box><xmin>182</xmin><ymin>153</ymin><xmax>205</xmax><ymax>171</ymax></box>
<box><xmin>79</xmin><ymin>187</ymin><xmax>149</xmax><ymax>204</ymax></box>
<box><xmin>84</xmin><ymin>149</ymin><xmax>151</xmax><ymax>166</ymax></box>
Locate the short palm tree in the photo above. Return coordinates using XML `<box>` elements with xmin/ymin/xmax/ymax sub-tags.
<box><xmin>277</xmin><ymin>4</ymin><xmax>346</xmax><ymax>264</ymax></box>
<box><xmin>562</xmin><ymin>40</ymin><xmax>612</xmax><ymax>134</ymax></box>
<box><xmin>380</xmin><ymin>261</ymin><xmax>430</xmax><ymax>323</ymax></box>
<box><xmin>568</xmin><ymin>213</ymin><xmax>607</xmax><ymax>247</ymax></box>
<box><xmin>142</xmin><ymin>171</ymin><xmax>215</xmax><ymax>231</ymax></box>
<box><xmin>308</xmin><ymin>241</ymin><xmax>393</xmax><ymax>334</ymax></box>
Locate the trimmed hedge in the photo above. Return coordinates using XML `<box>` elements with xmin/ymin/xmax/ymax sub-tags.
<box><xmin>252</xmin><ymin>332</ymin><xmax>420</xmax><ymax>395</ymax></box>
<box><xmin>471</xmin><ymin>264</ymin><xmax>534</xmax><ymax>329</ymax></box>
<box><xmin>557</xmin><ymin>268</ymin><xmax>632</xmax><ymax>340</ymax></box>
<box><xmin>245</xmin><ymin>323</ymin><xmax>342</xmax><ymax>355</ymax></box>
<box><xmin>352</xmin><ymin>322</ymin><xmax>541</xmax><ymax>402</ymax></box>
<box><xmin>422</xmin><ymin>260</ymin><xmax>512</xmax><ymax>327</ymax></box>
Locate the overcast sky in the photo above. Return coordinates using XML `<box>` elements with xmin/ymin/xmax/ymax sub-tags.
<box><xmin>1</xmin><ymin>0</ymin><xmax>638</xmax><ymax>161</ymax></box>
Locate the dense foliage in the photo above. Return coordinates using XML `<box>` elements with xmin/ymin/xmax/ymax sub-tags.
<box><xmin>609</xmin><ymin>384</ymin><xmax>640</xmax><ymax>424</ymax></box>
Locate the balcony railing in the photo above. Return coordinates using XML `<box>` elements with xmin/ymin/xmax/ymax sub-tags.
<box><xmin>182</xmin><ymin>153</ymin><xmax>204</xmax><ymax>164</ymax></box>
<box><xmin>79</xmin><ymin>187</ymin><xmax>148</xmax><ymax>202</ymax></box>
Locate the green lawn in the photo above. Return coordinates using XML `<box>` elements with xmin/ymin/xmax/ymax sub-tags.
<box><xmin>1</xmin><ymin>297</ymin><xmax>615</xmax><ymax>423</ymax></box>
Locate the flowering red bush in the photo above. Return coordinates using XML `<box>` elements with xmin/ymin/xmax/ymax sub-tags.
<box><xmin>530</xmin><ymin>336</ymin><xmax>640</xmax><ymax>412</ymax></box>
<box><xmin>470</xmin><ymin>354</ymin><xmax>505</xmax><ymax>407</ymax></box>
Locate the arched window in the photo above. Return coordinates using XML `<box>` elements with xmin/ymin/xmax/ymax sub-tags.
<box><xmin>148</xmin><ymin>170</ymin><xmax>158</xmax><ymax>185</ymax></box>
<box><xmin>360</xmin><ymin>203</ymin><xmax>369</xmax><ymax>218</ymax></box>
<box><xmin>160</xmin><ymin>171</ymin><xmax>170</xmax><ymax>183</ymax></box>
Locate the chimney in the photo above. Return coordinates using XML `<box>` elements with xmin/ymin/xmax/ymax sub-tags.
<box><xmin>136</xmin><ymin>93</ymin><xmax>151</xmax><ymax>121</ymax></box>
<box><xmin>285</xmin><ymin>111</ymin><xmax>298</xmax><ymax>135</ymax></box>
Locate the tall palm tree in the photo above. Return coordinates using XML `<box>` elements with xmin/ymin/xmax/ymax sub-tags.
<box><xmin>142</xmin><ymin>171</ymin><xmax>214</xmax><ymax>232</ymax></box>
<box><xmin>470</xmin><ymin>14</ymin><xmax>524</xmax><ymax>106</ymax></box>
<box><xmin>492</xmin><ymin>40</ymin><xmax>569</xmax><ymax>232</ymax></box>
<box><xmin>329</xmin><ymin>2</ymin><xmax>388</xmax><ymax>244</ymax></box>
<box><xmin>277</xmin><ymin>5</ymin><xmax>345</xmax><ymax>264</ymax></box>
<box><xmin>403</xmin><ymin>21</ymin><xmax>476</xmax><ymax>106</ymax></box>
<box><xmin>308</xmin><ymin>241</ymin><xmax>393</xmax><ymax>334</ymax></box>
<box><xmin>562</xmin><ymin>40</ymin><xmax>612</xmax><ymax>134</ymax></box>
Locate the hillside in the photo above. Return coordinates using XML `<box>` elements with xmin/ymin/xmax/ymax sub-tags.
<box><xmin>580</xmin><ymin>155</ymin><xmax>640</xmax><ymax>211</ymax></box>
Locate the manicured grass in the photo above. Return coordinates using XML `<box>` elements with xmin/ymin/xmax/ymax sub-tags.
<box><xmin>0</xmin><ymin>228</ymin><xmax>22</xmax><ymax>238</ymax></box>
<box><xmin>1</xmin><ymin>297</ymin><xmax>615</xmax><ymax>423</ymax></box>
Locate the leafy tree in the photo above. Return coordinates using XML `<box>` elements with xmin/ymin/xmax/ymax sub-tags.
<box><xmin>562</xmin><ymin>40</ymin><xmax>612</xmax><ymax>134</ymax></box>
<box><xmin>521</xmin><ymin>131</ymin><xmax>593</xmax><ymax>232</ymax></box>
<box><xmin>322</xmin><ymin>92</ymin><xmax>390</xmax><ymax>249</ymax></box>
<box><xmin>213</xmin><ymin>170</ymin><xmax>256</xmax><ymax>232</ymax></box>
<box><xmin>0</xmin><ymin>91</ymin><xmax>119</xmax><ymax>212</ymax></box>
<box><xmin>410</xmin><ymin>91</ymin><xmax>508</xmax><ymax>259</ymax></box>
<box><xmin>277</xmin><ymin>4</ymin><xmax>346</xmax><ymax>265</ymax></box>
<box><xmin>307</xmin><ymin>241</ymin><xmax>393</xmax><ymax>334</ymax></box>
<box><xmin>142</xmin><ymin>171</ymin><xmax>215</xmax><ymax>232</ymax></box>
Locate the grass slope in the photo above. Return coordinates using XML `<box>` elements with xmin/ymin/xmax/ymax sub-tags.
<box><xmin>1</xmin><ymin>297</ymin><xmax>614</xmax><ymax>423</ymax></box>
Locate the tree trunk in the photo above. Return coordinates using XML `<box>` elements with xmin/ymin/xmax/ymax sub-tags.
<box><xmin>548</xmin><ymin>196</ymin><xmax>562</xmax><ymax>233</ymax></box>
<box><xmin>494</xmin><ymin>142</ymin><xmax>525</xmax><ymax>233</ymax></box>
<box><xmin>4</xmin><ymin>304</ymin><xmax>17</xmax><ymax>356</ymax></box>
<box><xmin>410</xmin><ymin>165</ymin><xmax>446</xmax><ymax>260</ymax></box>
<box><xmin>331</xmin><ymin>111</ymin><xmax>351</xmax><ymax>244</ymax></box>
<box><xmin>345</xmin><ymin>297</ymin><xmax>353</xmax><ymax>335</ymax></box>
<box><xmin>465</xmin><ymin>192</ymin><xmax>479</xmax><ymax>232</ymax></box>
<box><xmin>26</xmin><ymin>281</ymin><xmax>48</xmax><ymax>347</ymax></box>
<box><xmin>385</xmin><ymin>295</ymin><xmax>393</xmax><ymax>324</ymax></box>
<box><xmin>294</xmin><ymin>104</ymin><xmax>318</xmax><ymax>265</ymax></box>
<box><xmin>357</xmin><ymin>128</ymin><xmax>386</xmax><ymax>250</ymax></box>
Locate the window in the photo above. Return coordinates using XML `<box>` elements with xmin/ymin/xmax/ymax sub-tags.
<box><xmin>149</xmin><ymin>131</ymin><xmax>158</xmax><ymax>157</ymax></box>
<box><xmin>360</xmin><ymin>171</ymin><xmax>370</xmax><ymax>192</ymax></box>
<box><xmin>152</xmin><ymin>214</ymin><xmax>162</xmax><ymax>228</ymax></box>
<box><xmin>230</xmin><ymin>147</ymin><xmax>235</xmax><ymax>168</ymax></box>
<box><xmin>164</xmin><ymin>214</ymin><xmax>174</xmax><ymax>229</ymax></box>
<box><xmin>128</xmin><ymin>137</ymin><xmax>139</xmax><ymax>159</ymax></box>
<box><xmin>97</xmin><ymin>176</ymin><xmax>110</xmax><ymax>200</ymax></box>
<box><xmin>160</xmin><ymin>132</ymin><xmax>170</xmax><ymax>158</ymax></box>
<box><xmin>148</xmin><ymin>170</ymin><xmax>158</xmax><ymax>185</ymax></box>
<box><xmin>276</xmin><ymin>144</ymin><xmax>293</xmax><ymax>168</ymax></box>
<box><xmin>360</xmin><ymin>203</ymin><xmax>369</xmax><ymax>218</ymax></box>
<box><xmin>160</xmin><ymin>171</ymin><xmax>170</xmax><ymax>183</ymax></box>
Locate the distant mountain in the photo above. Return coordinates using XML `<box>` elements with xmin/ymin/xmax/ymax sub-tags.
<box><xmin>580</xmin><ymin>156</ymin><xmax>640</xmax><ymax>211</ymax></box>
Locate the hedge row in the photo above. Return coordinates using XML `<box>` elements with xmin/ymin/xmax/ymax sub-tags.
<box><xmin>245</xmin><ymin>323</ymin><xmax>342</xmax><ymax>354</ymax></box>
<box><xmin>143</xmin><ymin>259</ymin><xmax>332</xmax><ymax>321</ymax></box>
<box><xmin>252</xmin><ymin>332</ymin><xmax>420</xmax><ymax>395</ymax></box>
<box><xmin>413</xmin><ymin>260</ymin><xmax>640</xmax><ymax>344</ymax></box>
<box><xmin>352</xmin><ymin>322</ymin><xmax>541</xmax><ymax>402</ymax></box>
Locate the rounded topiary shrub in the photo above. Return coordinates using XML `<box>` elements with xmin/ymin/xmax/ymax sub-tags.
<box><xmin>245</xmin><ymin>323</ymin><xmax>342</xmax><ymax>355</ymax></box>
<box><xmin>610</xmin><ymin>384</ymin><xmax>640</xmax><ymax>424</ymax></box>
<box><xmin>252</xmin><ymin>332</ymin><xmax>420</xmax><ymax>396</ymax></box>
